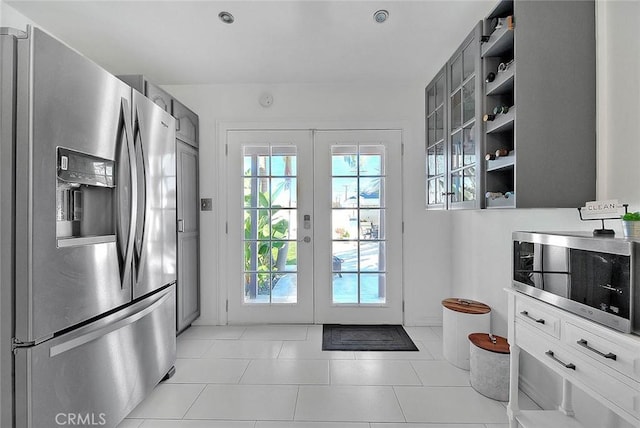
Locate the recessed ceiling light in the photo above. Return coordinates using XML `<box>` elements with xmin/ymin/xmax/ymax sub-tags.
<box><xmin>373</xmin><ymin>10</ymin><xmax>389</xmax><ymax>23</ymax></box>
<box><xmin>219</xmin><ymin>11</ymin><xmax>235</xmax><ymax>24</ymax></box>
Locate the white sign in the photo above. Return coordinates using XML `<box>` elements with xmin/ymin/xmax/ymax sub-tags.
<box><xmin>581</xmin><ymin>200</ymin><xmax>624</xmax><ymax>219</ymax></box>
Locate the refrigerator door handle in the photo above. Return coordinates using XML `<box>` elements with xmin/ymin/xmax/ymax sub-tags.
<box><xmin>48</xmin><ymin>288</ymin><xmax>171</xmax><ymax>357</ymax></box>
<box><xmin>116</xmin><ymin>97</ymin><xmax>138</xmax><ymax>288</ymax></box>
<box><xmin>133</xmin><ymin>105</ymin><xmax>148</xmax><ymax>283</ymax></box>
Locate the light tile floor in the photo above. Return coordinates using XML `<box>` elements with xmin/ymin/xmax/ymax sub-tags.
<box><xmin>119</xmin><ymin>325</ymin><xmax>540</xmax><ymax>428</ymax></box>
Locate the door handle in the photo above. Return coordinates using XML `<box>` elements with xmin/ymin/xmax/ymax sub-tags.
<box><xmin>577</xmin><ymin>339</ymin><xmax>617</xmax><ymax>360</ymax></box>
<box><xmin>300</xmin><ymin>236</ymin><xmax>311</xmax><ymax>243</ymax></box>
<box><xmin>178</xmin><ymin>219</ymin><xmax>184</xmax><ymax>233</ymax></box>
<box><xmin>133</xmin><ymin>105</ymin><xmax>148</xmax><ymax>283</ymax></box>
<box><xmin>520</xmin><ymin>310</ymin><xmax>545</xmax><ymax>324</ymax></box>
<box><xmin>49</xmin><ymin>288</ymin><xmax>170</xmax><ymax>357</ymax></box>
<box><xmin>545</xmin><ymin>350</ymin><xmax>576</xmax><ymax>370</ymax></box>
<box><xmin>116</xmin><ymin>97</ymin><xmax>137</xmax><ymax>289</ymax></box>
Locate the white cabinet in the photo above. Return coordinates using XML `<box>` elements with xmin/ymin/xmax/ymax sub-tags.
<box><xmin>506</xmin><ymin>289</ymin><xmax>640</xmax><ymax>428</ymax></box>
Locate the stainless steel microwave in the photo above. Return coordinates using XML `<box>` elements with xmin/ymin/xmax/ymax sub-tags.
<box><xmin>512</xmin><ymin>231</ymin><xmax>640</xmax><ymax>334</ymax></box>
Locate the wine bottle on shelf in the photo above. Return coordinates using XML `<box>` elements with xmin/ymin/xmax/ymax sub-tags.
<box><xmin>485</xmin><ymin>191</ymin><xmax>514</xmax><ymax>200</ymax></box>
<box><xmin>485</xmin><ymin>191</ymin><xmax>505</xmax><ymax>200</ymax></box>
<box><xmin>492</xmin><ymin>105</ymin><xmax>510</xmax><ymax>115</ymax></box>
<box><xmin>498</xmin><ymin>59</ymin><xmax>515</xmax><ymax>73</ymax></box>
<box><xmin>485</xmin><ymin>153</ymin><xmax>496</xmax><ymax>161</ymax></box>
<box><xmin>485</xmin><ymin>72</ymin><xmax>496</xmax><ymax>83</ymax></box>
<box><xmin>495</xmin><ymin>148</ymin><xmax>510</xmax><ymax>157</ymax></box>
<box><xmin>483</xmin><ymin>114</ymin><xmax>496</xmax><ymax>122</ymax></box>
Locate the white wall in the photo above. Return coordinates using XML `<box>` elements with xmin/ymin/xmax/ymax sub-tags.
<box><xmin>163</xmin><ymin>82</ymin><xmax>451</xmax><ymax>326</ymax></box>
<box><xmin>1</xmin><ymin>1</ymin><xmax>36</xmax><ymax>28</ymax></box>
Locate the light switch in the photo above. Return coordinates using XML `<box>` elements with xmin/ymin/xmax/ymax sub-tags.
<box><xmin>201</xmin><ymin>198</ymin><xmax>212</xmax><ymax>211</ymax></box>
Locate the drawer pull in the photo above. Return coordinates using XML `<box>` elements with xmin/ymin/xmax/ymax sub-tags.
<box><xmin>545</xmin><ymin>350</ymin><xmax>576</xmax><ymax>370</ymax></box>
<box><xmin>577</xmin><ymin>339</ymin><xmax>617</xmax><ymax>360</ymax></box>
<box><xmin>520</xmin><ymin>310</ymin><xmax>545</xmax><ymax>324</ymax></box>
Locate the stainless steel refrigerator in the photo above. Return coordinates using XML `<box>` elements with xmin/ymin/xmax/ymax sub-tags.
<box><xmin>0</xmin><ymin>26</ymin><xmax>177</xmax><ymax>428</ymax></box>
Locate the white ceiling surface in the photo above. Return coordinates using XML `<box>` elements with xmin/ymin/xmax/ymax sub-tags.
<box><xmin>6</xmin><ymin>0</ymin><xmax>495</xmax><ymax>85</ymax></box>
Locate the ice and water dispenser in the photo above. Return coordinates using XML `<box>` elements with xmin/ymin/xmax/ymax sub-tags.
<box><xmin>56</xmin><ymin>148</ymin><xmax>116</xmax><ymax>242</ymax></box>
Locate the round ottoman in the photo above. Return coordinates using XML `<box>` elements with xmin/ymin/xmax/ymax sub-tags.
<box><xmin>469</xmin><ymin>333</ymin><xmax>510</xmax><ymax>401</ymax></box>
<box><xmin>442</xmin><ymin>298</ymin><xmax>491</xmax><ymax>370</ymax></box>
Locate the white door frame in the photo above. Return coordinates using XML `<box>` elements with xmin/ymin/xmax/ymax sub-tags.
<box><xmin>217</xmin><ymin>121</ymin><xmax>408</xmax><ymax>325</ymax></box>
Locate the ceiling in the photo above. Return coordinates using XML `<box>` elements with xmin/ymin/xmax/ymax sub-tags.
<box><xmin>6</xmin><ymin>0</ymin><xmax>496</xmax><ymax>85</ymax></box>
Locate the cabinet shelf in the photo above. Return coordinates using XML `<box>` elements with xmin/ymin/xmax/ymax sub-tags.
<box><xmin>486</xmin><ymin>151</ymin><xmax>515</xmax><ymax>172</ymax></box>
<box><xmin>485</xmin><ymin>106</ymin><xmax>515</xmax><ymax>134</ymax></box>
<box><xmin>486</xmin><ymin>196</ymin><xmax>514</xmax><ymax>208</ymax></box>
<box><xmin>486</xmin><ymin>62</ymin><xmax>515</xmax><ymax>96</ymax></box>
<box><xmin>482</xmin><ymin>25</ymin><xmax>514</xmax><ymax>57</ymax></box>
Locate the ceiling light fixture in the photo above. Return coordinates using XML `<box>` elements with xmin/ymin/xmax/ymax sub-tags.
<box><xmin>373</xmin><ymin>10</ymin><xmax>389</xmax><ymax>23</ymax></box>
<box><xmin>218</xmin><ymin>11</ymin><xmax>235</xmax><ymax>24</ymax></box>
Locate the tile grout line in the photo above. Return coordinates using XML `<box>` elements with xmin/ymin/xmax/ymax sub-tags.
<box><xmin>407</xmin><ymin>360</ymin><xmax>424</xmax><ymax>387</ymax></box>
<box><xmin>178</xmin><ymin>383</ymin><xmax>208</xmax><ymax>420</ymax></box>
<box><xmin>390</xmin><ymin>385</ymin><xmax>409</xmax><ymax>424</ymax></box>
<box><xmin>237</xmin><ymin>358</ymin><xmax>253</xmax><ymax>384</ymax></box>
<box><xmin>292</xmin><ymin>385</ymin><xmax>301</xmax><ymax>422</ymax></box>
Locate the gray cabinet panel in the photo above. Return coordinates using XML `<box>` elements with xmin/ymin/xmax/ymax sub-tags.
<box><xmin>481</xmin><ymin>0</ymin><xmax>596</xmax><ymax>208</ymax></box>
<box><xmin>172</xmin><ymin>99</ymin><xmax>199</xmax><ymax>148</ymax></box>
<box><xmin>176</xmin><ymin>141</ymin><xmax>200</xmax><ymax>332</ymax></box>
<box><xmin>145</xmin><ymin>82</ymin><xmax>172</xmax><ymax>113</ymax></box>
<box><xmin>178</xmin><ymin>234</ymin><xmax>199</xmax><ymax>331</ymax></box>
<box><xmin>117</xmin><ymin>74</ymin><xmax>172</xmax><ymax>113</ymax></box>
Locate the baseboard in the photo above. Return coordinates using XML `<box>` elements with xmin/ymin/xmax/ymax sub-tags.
<box><xmin>403</xmin><ymin>316</ymin><xmax>442</xmax><ymax>326</ymax></box>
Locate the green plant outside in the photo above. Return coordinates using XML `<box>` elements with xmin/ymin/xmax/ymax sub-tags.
<box><xmin>244</xmin><ymin>190</ymin><xmax>296</xmax><ymax>294</ymax></box>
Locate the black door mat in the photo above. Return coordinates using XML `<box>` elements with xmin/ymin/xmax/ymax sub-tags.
<box><xmin>322</xmin><ymin>324</ymin><xmax>418</xmax><ymax>351</ymax></box>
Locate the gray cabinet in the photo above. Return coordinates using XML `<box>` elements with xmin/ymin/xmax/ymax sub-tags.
<box><xmin>176</xmin><ymin>141</ymin><xmax>200</xmax><ymax>332</ymax></box>
<box><xmin>117</xmin><ymin>74</ymin><xmax>172</xmax><ymax>113</ymax></box>
<box><xmin>117</xmin><ymin>74</ymin><xmax>201</xmax><ymax>332</ymax></box>
<box><xmin>481</xmin><ymin>0</ymin><xmax>596</xmax><ymax>208</ymax></box>
<box><xmin>426</xmin><ymin>22</ymin><xmax>483</xmax><ymax>209</ymax></box>
<box><xmin>172</xmin><ymin>99</ymin><xmax>199</xmax><ymax>148</ymax></box>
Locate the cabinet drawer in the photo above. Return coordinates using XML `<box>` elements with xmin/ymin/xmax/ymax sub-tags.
<box><xmin>563</xmin><ymin>322</ymin><xmax>640</xmax><ymax>383</ymax></box>
<box><xmin>516</xmin><ymin>323</ymin><xmax>640</xmax><ymax>419</ymax></box>
<box><xmin>172</xmin><ymin>99</ymin><xmax>199</xmax><ymax>147</ymax></box>
<box><xmin>515</xmin><ymin>298</ymin><xmax>561</xmax><ymax>339</ymax></box>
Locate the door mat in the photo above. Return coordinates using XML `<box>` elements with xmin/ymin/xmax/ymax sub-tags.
<box><xmin>322</xmin><ymin>324</ymin><xmax>418</xmax><ymax>351</ymax></box>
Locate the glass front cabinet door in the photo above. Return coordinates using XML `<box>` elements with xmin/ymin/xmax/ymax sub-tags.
<box><xmin>426</xmin><ymin>22</ymin><xmax>482</xmax><ymax>210</ymax></box>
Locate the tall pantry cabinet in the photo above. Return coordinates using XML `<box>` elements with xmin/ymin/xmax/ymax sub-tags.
<box><xmin>118</xmin><ymin>75</ymin><xmax>201</xmax><ymax>333</ymax></box>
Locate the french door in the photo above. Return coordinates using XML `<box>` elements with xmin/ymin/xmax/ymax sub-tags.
<box><xmin>313</xmin><ymin>130</ymin><xmax>403</xmax><ymax>324</ymax></box>
<box><xmin>226</xmin><ymin>129</ymin><xmax>402</xmax><ymax>324</ymax></box>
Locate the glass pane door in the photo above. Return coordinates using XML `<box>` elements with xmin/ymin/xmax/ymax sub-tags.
<box><xmin>226</xmin><ymin>130</ymin><xmax>313</xmax><ymax>324</ymax></box>
<box><xmin>314</xmin><ymin>130</ymin><xmax>403</xmax><ymax>325</ymax></box>
<box><xmin>243</xmin><ymin>145</ymin><xmax>298</xmax><ymax>304</ymax></box>
<box><xmin>330</xmin><ymin>145</ymin><xmax>386</xmax><ymax>304</ymax></box>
